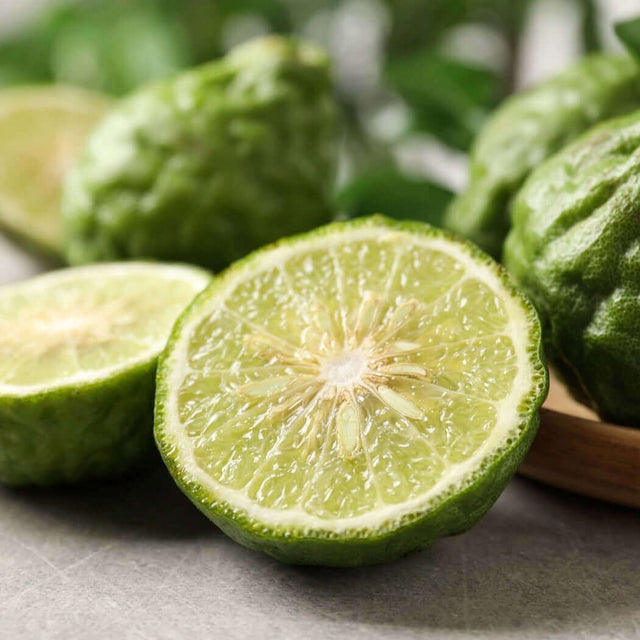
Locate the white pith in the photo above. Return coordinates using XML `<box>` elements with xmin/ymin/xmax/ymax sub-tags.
<box><xmin>162</xmin><ymin>228</ymin><xmax>539</xmax><ymax>533</ymax></box>
<box><xmin>0</xmin><ymin>263</ymin><xmax>210</xmax><ymax>397</ymax></box>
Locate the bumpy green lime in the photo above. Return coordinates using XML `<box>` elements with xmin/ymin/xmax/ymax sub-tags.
<box><xmin>155</xmin><ymin>217</ymin><xmax>547</xmax><ymax>566</ymax></box>
<box><xmin>505</xmin><ymin>110</ymin><xmax>640</xmax><ymax>427</ymax></box>
<box><xmin>0</xmin><ymin>263</ymin><xmax>210</xmax><ymax>485</ymax></box>
<box><xmin>445</xmin><ymin>54</ymin><xmax>640</xmax><ymax>258</ymax></box>
<box><xmin>0</xmin><ymin>86</ymin><xmax>110</xmax><ymax>257</ymax></box>
<box><xmin>63</xmin><ymin>36</ymin><xmax>337</xmax><ymax>272</ymax></box>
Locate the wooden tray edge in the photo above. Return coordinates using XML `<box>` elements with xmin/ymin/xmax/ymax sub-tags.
<box><xmin>519</xmin><ymin>407</ymin><xmax>640</xmax><ymax>508</ymax></box>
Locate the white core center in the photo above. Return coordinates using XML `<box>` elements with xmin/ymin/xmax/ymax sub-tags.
<box><xmin>323</xmin><ymin>351</ymin><xmax>368</xmax><ymax>386</ymax></box>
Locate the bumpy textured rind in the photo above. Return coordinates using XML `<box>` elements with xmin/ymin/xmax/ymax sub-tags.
<box><xmin>0</xmin><ymin>263</ymin><xmax>212</xmax><ymax>486</ymax></box>
<box><xmin>155</xmin><ymin>216</ymin><xmax>548</xmax><ymax>566</ymax></box>
<box><xmin>505</xmin><ymin>110</ymin><xmax>640</xmax><ymax>427</ymax></box>
<box><xmin>0</xmin><ymin>360</ymin><xmax>156</xmax><ymax>485</ymax></box>
<box><xmin>63</xmin><ymin>36</ymin><xmax>337</xmax><ymax>272</ymax></box>
<box><xmin>445</xmin><ymin>54</ymin><xmax>640</xmax><ymax>258</ymax></box>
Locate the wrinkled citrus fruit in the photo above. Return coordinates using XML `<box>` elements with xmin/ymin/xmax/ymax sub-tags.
<box><xmin>63</xmin><ymin>36</ymin><xmax>336</xmax><ymax>272</ymax></box>
<box><xmin>505</xmin><ymin>110</ymin><xmax>640</xmax><ymax>427</ymax></box>
<box><xmin>445</xmin><ymin>54</ymin><xmax>640</xmax><ymax>258</ymax></box>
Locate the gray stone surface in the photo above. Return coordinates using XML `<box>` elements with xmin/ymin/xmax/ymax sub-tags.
<box><xmin>1</xmin><ymin>233</ymin><xmax>639</xmax><ymax>640</ymax></box>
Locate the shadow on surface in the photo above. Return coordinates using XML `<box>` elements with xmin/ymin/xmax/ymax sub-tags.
<box><xmin>1</xmin><ymin>458</ymin><xmax>214</xmax><ymax>540</ymax></box>
<box><xmin>0</xmin><ymin>229</ymin><xmax>61</xmax><ymax>285</ymax></box>
<box><xmin>266</xmin><ymin>478</ymin><xmax>640</xmax><ymax>634</ymax></box>
<box><xmin>2</xmin><ymin>448</ymin><xmax>639</xmax><ymax>635</ymax></box>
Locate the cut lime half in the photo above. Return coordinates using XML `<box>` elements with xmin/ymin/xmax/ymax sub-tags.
<box><xmin>0</xmin><ymin>85</ymin><xmax>111</xmax><ymax>257</ymax></box>
<box><xmin>0</xmin><ymin>262</ymin><xmax>211</xmax><ymax>485</ymax></box>
<box><xmin>156</xmin><ymin>217</ymin><xmax>547</xmax><ymax>566</ymax></box>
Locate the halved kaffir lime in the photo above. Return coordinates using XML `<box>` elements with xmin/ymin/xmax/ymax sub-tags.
<box><xmin>0</xmin><ymin>262</ymin><xmax>210</xmax><ymax>485</ymax></box>
<box><xmin>155</xmin><ymin>217</ymin><xmax>547</xmax><ymax>566</ymax></box>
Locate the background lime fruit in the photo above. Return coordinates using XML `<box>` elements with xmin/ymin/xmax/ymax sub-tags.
<box><xmin>0</xmin><ymin>262</ymin><xmax>210</xmax><ymax>485</ymax></box>
<box><xmin>63</xmin><ymin>35</ymin><xmax>337</xmax><ymax>272</ymax></box>
<box><xmin>0</xmin><ymin>85</ymin><xmax>110</xmax><ymax>257</ymax></box>
<box><xmin>505</xmin><ymin>110</ymin><xmax>640</xmax><ymax>427</ymax></box>
<box><xmin>156</xmin><ymin>217</ymin><xmax>547</xmax><ymax>566</ymax></box>
<box><xmin>445</xmin><ymin>54</ymin><xmax>640</xmax><ymax>258</ymax></box>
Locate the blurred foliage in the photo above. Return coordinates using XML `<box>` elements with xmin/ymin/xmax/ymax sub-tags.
<box><xmin>386</xmin><ymin>51</ymin><xmax>504</xmax><ymax>150</ymax></box>
<box><xmin>384</xmin><ymin>0</ymin><xmax>530</xmax><ymax>55</ymax></box>
<box><xmin>0</xmin><ymin>0</ymin><xmax>295</xmax><ymax>94</ymax></box>
<box><xmin>0</xmin><ymin>0</ymin><xmax>605</xmax><ymax>225</ymax></box>
<box><xmin>615</xmin><ymin>16</ymin><xmax>640</xmax><ymax>61</ymax></box>
<box><xmin>336</xmin><ymin>164</ymin><xmax>453</xmax><ymax>224</ymax></box>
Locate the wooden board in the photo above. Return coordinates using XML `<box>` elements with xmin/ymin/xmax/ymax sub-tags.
<box><xmin>519</xmin><ymin>370</ymin><xmax>640</xmax><ymax>508</ymax></box>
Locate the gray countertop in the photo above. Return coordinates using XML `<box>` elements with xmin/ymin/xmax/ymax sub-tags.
<box><xmin>1</xmin><ymin>233</ymin><xmax>639</xmax><ymax>640</ymax></box>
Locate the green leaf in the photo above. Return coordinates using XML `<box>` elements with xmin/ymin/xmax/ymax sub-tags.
<box><xmin>336</xmin><ymin>165</ymin><xmax>453</xmax><ymax>226</ymax></box>
<box><xmin>615</xmin><ymin>16</ymin><xmax>640</xmax><ymax>60</ymax></box>
<box><xmin>161</xmin><ymin>0</ymin><xmax>293</xmax><ymax>64</ymax></box>
<box><xmin>384</xmin><ymin>0</ymin><xmax>469</xmax><ymax>54</ymax></box>
<box><xmin>386</xmin><ymin>51</ymin><xmax>504</xmax><ymax>150</ymax></box>
<box><xmin>384</xmin><ymin>0</ymin><xmax>531</xmax><ymax>55</ymax></box>
<box><xmin>0</xmin><ymin>41</ymin><xmax>50</xmax><ymax>87</ymax></box>
<box><xmin>48</xmin><ymin>3</ymin><xmax>192</xmax><ymax>95</ymax></box>
<box><xmin>0</xmin><ymin>0</ymin><xmax>293</xmax><ymax>96</ymax></box>
<box><xmin>578</xmin><ymin>0</ymin><xmax>601</xmax><ymax>53</ymax></box>
<box><xmin>0</xmin><ymin>26</ymin><xmax>57</xmax><ymax>86</ymax></box>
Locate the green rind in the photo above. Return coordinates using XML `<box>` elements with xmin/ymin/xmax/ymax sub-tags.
<box><xmin>155</xmin><ymin>215</ymin><xmax>548</xmax><ymax>566</ymax></box>
<box><xmin>504</xmin><ymin>110</ymin><xmax>640</xmax><ymax>427</ymax></box>
<box><xmin>62</xmin><ymin>35</ymin><xmax>337</xmax><ymax>272</ymax></box>
<box><xmin>0</xmin><ymin>359</ymin><xmax>156</xmax><ymax>486</ymax></box>
<box><xmin>444</xmin><ymin>54</ymin><xmax>640</xmax><ymax>258</ymax></box>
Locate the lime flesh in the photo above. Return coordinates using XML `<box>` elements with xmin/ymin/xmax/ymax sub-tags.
<box><xmin>0</xmin><ymin>86</ymin><xmax>111</xmax><ymax>256</ymax></box>
<box><xmin>0</xmin><ymin>262</ymin><xmax>211</xmax><ymax>485</ymax></box>
<box><xmin>156</xmin><ymin>217</ymin><xmax>547</xmax><ymax>565</ymax></box>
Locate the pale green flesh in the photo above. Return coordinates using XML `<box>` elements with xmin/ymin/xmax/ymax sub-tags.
<box><xmin>170</xmin><ymin>231</ymin><xmax>533</xmax><ymax>527</ymax></box>
<box><xmin>0</xmin><ymin>88</ymin><xmax>110</xmax><ymax>251</ymax></box>
<box><xmin>0</xmin><ymin>264</ymin><xmax>209</xmax><ymax>392</ymax></box>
